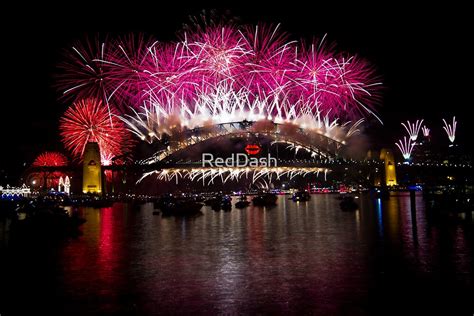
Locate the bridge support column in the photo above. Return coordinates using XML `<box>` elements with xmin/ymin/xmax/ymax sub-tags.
<box><xmin>82</xmin><ymin>142</ymin><xmax>102</xmax><ymax>195</ymax></box>
<box><xmin>380</xmin><ymin>149</ymin><xmax>397</xmax><ymax>187</ymax></box>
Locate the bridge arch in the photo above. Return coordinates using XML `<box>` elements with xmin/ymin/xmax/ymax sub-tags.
<box><xmin>141</xmin><ymin>121</ymin><xmax>346</xmax><ymax>165</ymax></box>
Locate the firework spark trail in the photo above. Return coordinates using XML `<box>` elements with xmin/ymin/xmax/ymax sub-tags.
<box><xmin>59</xmin><ymin>98</ymin><xmax>132</xmax><ymax>165</ymax></box>
<box><xmin>144</xmin><ymin>42</ymin><xmax>201</xmax><ymax>104</ymax></box>
<box><xmin>94</xmin><ymin>33</ymin><xmax>158</xmax><ymax>111</ymax></box>
<box><xmin>139</xmin><ymin>166</ymin><xmax>329</xmax><ymax>185</ymax></box>
<box><xmin>401</xmin><ymin>119</ymin><xmax>424</xmax><ymax>141</ymax></box>
<box><xmin>182</xmin><ymin>25</ymin><xmax>250</xmax><ymax>87</ymax></box>
<box><xmin>442</xmin><ymin>116</ymin><xmax>457</xmax><ymax>143</ymax></box>
<box><xmin>270</xmin><ymin>140</ymin><xmax>320</xmax><ymax>158</ymax></box>
<box><xmin>57</xmin><ymin>37</ymin><xmax>115</xmax><ymax>105</ymax></box>
<box><xmin>121</xmin><ymin>84</ymin><xmax>360</xmax><ymax>151</ymax></box>
<box><xmin>346</xmin><ymin>119</ymin><xmax>365</xmax><ymax>137</ymax></box>
<box><xmin>395</xmin><ymin>136</ymin><xmax>415</xmax><ymax>160</ymax></box>
<box><xmin>238</xmin><ymin>24</ymin><xmax>293</xmax><ymax>98</ymax></box>
<box><xmin>421</xmin><ymin>125</ymin><xmax>430</xmax><ymax>137</ymax></box>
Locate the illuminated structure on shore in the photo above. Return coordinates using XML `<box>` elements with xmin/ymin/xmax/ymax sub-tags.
<box><xmin>0</xmin><ymin>184</ymin><xmax>32</xmax><ymax>198</ymax></box>
<box><xmin>58</xmin><ymin>176</ymin><xmax>71</xmax><ymax>194</ymax></box>
<box><xmin>370</xmin><ymin>148</ymin><xmax>398</xmax><ymax>187</ymax></box>
<box><xmin>380</xmin><ymin>148</ymin><xmax>397</xmax><ymax>186</ymax></box>
<box><xmin>82</xmin><ymin>142</ymin><xmax>102</xmax><ymax>194</ymax></box>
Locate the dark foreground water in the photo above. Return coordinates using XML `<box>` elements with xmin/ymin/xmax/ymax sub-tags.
<box><xmin>1</xmin><ymin>193</ymin><xmax>473</xmax><ymax>315</ymax></box>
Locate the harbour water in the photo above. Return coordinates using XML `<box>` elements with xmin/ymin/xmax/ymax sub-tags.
<box><xmin>0</xmin><ymin>192</ymin><xmax>472</xmax><ymax>315</ymax></box>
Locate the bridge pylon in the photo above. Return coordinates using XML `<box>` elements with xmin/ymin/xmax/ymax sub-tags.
<box><xmin>380</xmin><ymin>148</ymin><xmax>397</xmax><ymax>187</ymax></box>
<box><xmin>82</xmin><ymin>142</ymin><xmax>102</xmax><ymax>195</ymax></box>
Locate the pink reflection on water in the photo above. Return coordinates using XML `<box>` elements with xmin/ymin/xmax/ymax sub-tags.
<box><xmin>98</xmin><ymin>206</ymin><xmax>114</xmax><ymax>272</ymax></box>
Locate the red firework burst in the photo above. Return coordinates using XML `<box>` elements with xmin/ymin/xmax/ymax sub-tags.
<box><xmin>59</xmin><ymin>98</ymin><xmax>132</xmax><ymax>165</ymax></box>
<box><xmin>32</xmin><ymin>152</ymin><xmax>68</xmax><ymax>167</ymax></box>
<box><xmin>103</xmin><ymin>33</ymin><xmax>158</xmax><ymax>111</ymax></box>
<box><xmin>31</xmin><ymin>152</ymin><xmax>68</xmax><ymax>189</ymax></box>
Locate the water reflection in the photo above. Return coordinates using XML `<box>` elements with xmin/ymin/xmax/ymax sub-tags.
<box><xmin>1</xmin><ymin>194</ymin><xmax>472</xmax><ymax>315</ymax></box>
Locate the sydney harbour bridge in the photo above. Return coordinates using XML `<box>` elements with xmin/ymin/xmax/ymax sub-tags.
<box><xmin>16</xmin><ymin>22</ymin><xmax>473</xmax><ymax>195</ymax></box>
<box><xmin>24</xmin><ymin>118</ymin><xmax>471</xmax><ymax>195</ymax></box>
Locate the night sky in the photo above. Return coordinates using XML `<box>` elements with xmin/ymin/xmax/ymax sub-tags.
<box><xmin>1</xmin><ymin>3</ymin><xmax>471</xmax><ymax>184</ymax></box>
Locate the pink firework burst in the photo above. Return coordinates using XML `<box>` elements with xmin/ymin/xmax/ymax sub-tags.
<box><xmin>239</xmin><ymin>24</ymin><xmax>296</xmax><ymax>100</ymax></box>
<box><xmin>100</xmin><ymin>33</ymin><xmax>158</xmax><ymax>111</ymax></box>
<box><xmin>291</xmin><ymin>38</ymin><xmax>335</xmax><ymax>115</ymax></box>
<box><xmin>294</xmin><ymin>39</ymin><xmax>381</xmax><ymax>120</ymax></box>
<box><xmin>57</xmin><ymin>20</ymin><xmax>382</xmax><ymax>123</ymax></box>
<box><xmin>59</xmin><ymin>98</ymin><xmax>132</xmax><ymax>165</ymax></box>
<box><xmin>182</xmin><ymin>24</ymin><xmax>248</xmax><ymax>88</ymax></box>
<box><xmin>329</xmin><ymin>55</ymin><xmax>381</xmax><ymax>120</ymax></box>
<box><xmin>57</xmin><ymin>35</ymin><xmax>115</xmax><ymax>104</ymax></box>
<box><xmin>144</xmin><ymin>42</ymin><xmax>200</xmax><ymax>104</ymax></box>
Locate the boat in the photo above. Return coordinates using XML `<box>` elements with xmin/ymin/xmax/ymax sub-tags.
<box><xmin>252</xmin><ymin>193</ymin><xmax>278</xmax><ymax>206</ymax></box>
<box><xmin>204</xmin><ymin>195</ymin><xmax>221</xmax><ymax>206</ymax></box>
<box><xmin>11</xmin><ymin>205</ymin><xmax>86</xmax><ymax>237</ymax></box>
<box><xmin>221</xmin><ymin>195</ymin><xmax>232</xmax><ymax>211</ymax></box>
<box><xmin>208</xmin><ymin>195</ymin><xmax>232</xmax><ymax>211</ymax></box>
<box><xmin>154</xmin><ymin>194</ymin><xmax>174</xmax><ymax>209</ymax></box>
<box><xmin>340</xmin><ymin>196</ymin><xmax>358</xmax><ymax>211</ymax></box>
<box><xmin>159</xmin><ymin>197</ymin><xmax>203</xmax><ymax>216</ymax></box>
<box><xmin>235</xmin><ymin>195</ymin><xmax>250</xmax><ymax>208</ymax></box>
<box><xmin>206</xmin><ymin>195</ymin><xmax>222</xmax><ymax>211</ymax></box>
<box><xmin>292</xmin><ymin>190</ymin><xmax>311</xmax><ymax>202</ymax></box>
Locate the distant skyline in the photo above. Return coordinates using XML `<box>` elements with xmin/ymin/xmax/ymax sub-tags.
<box><xmin>1</xmin><ymin>3</ymin><xmax>471</xmax><ymax>183</ymax></box>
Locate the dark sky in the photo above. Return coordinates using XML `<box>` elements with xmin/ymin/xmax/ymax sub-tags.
<box><xmin>1</xmin><ymin>2</ymin><xmax>471</xmax><ymax>183</ymax></box>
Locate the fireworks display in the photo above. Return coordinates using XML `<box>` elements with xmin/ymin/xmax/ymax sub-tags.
<box><xmin>395</xmin><ymin>136</ymin><xmax>415</xmax><ymax>160</ymax></box>
<box><xmin>442</xmin><ymin>116</ymin><xmax>457</xmax><ymax>143</ymax></box>
<box><xmin>32</xmin><ymin>152</ymin><xmax>68</xmax><ymax>167</ymax></box>
<box><xmin>140</xmin><ymin>166</ymin><xmax>329</xmax><ymax>185</ymax></box>
<box><xmin>58</xmin><ymin>23</ymin><xmax>381</xmax><ymax>141</ymax></box>
<box><xmin>421</xmin><ymin>125</ymin><xmax>430</xmax><ymax>137</ymax></box>
<box><xmin>59</xmin><ymin>98</ymin><xmax>132</xmax><ymax>165</ymax></box>
<box><xmin>31</xmin><ymin>152</ymin><xmax>68</xmax><ymax>189</ymax></box>
<box><xmin>54</xmin><ymin>19</ymin><xmax>383</xmax><ymax>184</ymax></box>
<box><xmin>401</xmin><ymin>119</ymin><xmax>423</xmax><ymax>142</ymax></box>
<box><xmin>20</xmin><ymin>16</ymin><xmax>468</xmax><ymax>191</ymax></box>
<box><xmin>121</xmin><ymin>85</ymin><xmax>369</xmax><ymax>149</ymax></box>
